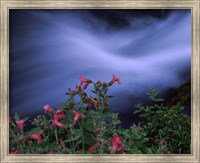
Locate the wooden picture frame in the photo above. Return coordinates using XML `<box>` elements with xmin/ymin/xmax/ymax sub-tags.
<box><xmin>1</xmin><ymin>0</ymin><xmax>199</xmax><ymax>162</ymax></box>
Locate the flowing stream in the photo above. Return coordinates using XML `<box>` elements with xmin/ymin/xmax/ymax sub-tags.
<box><xmin>9</xmin><ymin>10</ymin><xmax>191</xmax><ymax>127</ymax></box>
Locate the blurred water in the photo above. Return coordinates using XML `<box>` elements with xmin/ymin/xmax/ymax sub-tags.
<box><xmin>9</xmin><ymin>10</ymin><xmax>191</xmax><ymax>127</ymax></box>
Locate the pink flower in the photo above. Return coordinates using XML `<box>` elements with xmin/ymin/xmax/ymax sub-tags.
<box><xmin>72</xmin><ymin>111</ymin><xmax>85</xmax><ymax>126</ymax></box>
<box><xmin>117</xmin><ymin>143</ymin><xmax>125</xmax><ymax>154</ymax></box>
<box><xmin>44</xmin><ymin>104</ymin><xmax>53</xmax><ymax>114</ymax></box>
<box><xmin>16</xmin><ymin>119</ymin><xmax>26</xmax><ymax>128</ymax></box>
<box><xmin>54</xmin><ymin>109</ymin><xmax>65</xmax><ymax>120</ymax></box>
<box><xmin>108</xmin><ymin>74</ymin><xmax>121</xmax><ymax>86</ymax></box>
<box><xmin>11</xmin><ymin>149</ymin><xmax>20</xmax><ymax>154</ymax></box>
<box><xmin>88</xmin><ymin>143</ymin><xmax>100</xmax><ymax>153</ymax></box>
<box><xmin>52</xmin><ymin>118</ymin><xmax>63</xmax><ymax>128</ymax></box>
<box><xmin>110</xmin><ymin>133</ymin><xmax>123</xmax><ymax>154</ymax></box>
<box><xmin>30</xmin><ymin>130</ymin><xmax>43</xmax><ymax>144</ymax></box>
<box><xmin>80</xmin><ymin>75</ymin><xmax>92</xmax><ymax>86</ymax></box>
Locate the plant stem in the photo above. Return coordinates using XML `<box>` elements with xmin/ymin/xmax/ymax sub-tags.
<box><xmin>79</xmin><ymin>95</ymin><xmax>85</xmax><ymax>153</ymax></box>
<box><xmin>72</xmin><ymin>139</ymin><xmax>75</xmax><ymax>153</ymax></box>
<box><xmin>81</xmin><ymin>119</ymin><xmax>85</xmax><ymax>153</ymax></box>
<box><xmin>70</xmin><ymin>127</ymin><xmax>76</xmax><ymax>153</ymax></box>
<box><xmin>96</xmin><ymin>90</ymin><xmax>105</xmax><ymax>154</ymax></box>
<box><xmin>9</xmin><ymin>128</ymin><xmax>18</xmax><ymax>141</ymax></box>
<box><xmin>80</xmin><ymin>117</ymin><xmax>85</xmax><ymax>153</ymax></box>
<box><xmin>9</xmin><ymin>129</ymin><xmax>18</xmax><ymax>140</ymax></box>
<box><xmin>54</xmin><ymin>127</ymin><xmax>58</xmax><ymax>145</ymax></box>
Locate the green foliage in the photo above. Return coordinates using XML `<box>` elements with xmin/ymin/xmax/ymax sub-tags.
<box><xmin>146</xmin><ymin>88</ymin><xmax>164</xmax><ymax>102</ymax></box>
<box><xmin>133</xmin><ymin>89</ymin><xmax>191</xmax><ymax>154</ymax></box>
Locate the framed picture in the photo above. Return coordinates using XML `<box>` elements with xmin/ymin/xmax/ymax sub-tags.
<box><xmin>1</xmin><ymin>0</ymin><xmax>199</xmax><ymax>162</ymax></box>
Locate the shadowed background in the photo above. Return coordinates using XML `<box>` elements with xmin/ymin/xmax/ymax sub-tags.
<box><xmin>9</xmin><ymin>9</ymin><xmax>191</xmax><ymax>128</ymax></box>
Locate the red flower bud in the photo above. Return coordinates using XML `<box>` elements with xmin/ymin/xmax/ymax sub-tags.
<box><xmin>88</xmin><ymin>143</ymin><xmax>100</xmax><ymax>153</ymax></box>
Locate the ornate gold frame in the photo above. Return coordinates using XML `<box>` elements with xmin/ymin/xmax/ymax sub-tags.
<box><xmin>1</xmin><ymin>0</ymin><xmax>199</xmax><ymax>162</ymax></box>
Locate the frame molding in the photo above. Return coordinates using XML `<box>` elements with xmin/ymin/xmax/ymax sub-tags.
<box><xmin>1</xmin><ymin>0</ymin><xmax>199</xmax><ymax>162</ymax></box>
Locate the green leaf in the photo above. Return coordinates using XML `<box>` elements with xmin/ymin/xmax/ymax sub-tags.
<box><xmin>130</xmin><ymin>148</ymin><xmax>142</xmax><ymax>154</ymax></box>
<box><xmin>24</xmin><ymin>117</ymin><xmax>29</xmax><ymax>121</ymax></box>
<box><xmin>146</xmin><ymin>89</ymin><xmax>162</xmax><ymax>102</ymax></box>
<box><xmin>146</xmin><ymin>148</ymin><xmax>153</xmax><ymax>154</ymax></box>
<box><xmin>82</xmin><ymin>120</ymin><xmax>95</xmax><ymax>133</ymax></box>
<box><xmin>155</xmin><ymin>98</ymin><xmax>164</xmax><ymax>102</ymax></box>
<box><xmin>133</xmin><ymin>103</ymin><xmax>144</xmax><ymax>114</ymax></box>
<box><xmin>83</xmin><ymin>133</ymin><xmax>96</xmax><ymax>146</ymax></box>
<box><xmin>142</xmin><ymin>137</ymin><xmax>149</xmax><ymax>143</ymax></box>
<box><xmin>149</xmin><ymin>95</ymin><xmax>156</xmax><ymax>101</ymax></box>
<box><xmin>106</xmin><ymin>95</ymin><xmax>114</xmax><ymax>99</ymax></box>
<box><xmin>122</xmin><ymin>130</ymin><xmax>131</xmax><ymax>139</ymax></box>
<box><xmin>61</xmin><ymin>118</ymin><xmax>72</xmax><ymax>127</ymax></box>
<box><xmin>124</xmin><ymin>145</ymin><xmax>131</xmax><ymax>151</ymax></box>
<box><xmin>27</xmin><ymin>127</ymin><xmax>41</xmax><ymax>134</ymax></box>
<box><xmin>133</xmin><ymin>108</ymin><xmax>143</xmax><ymax>114</ymax></box>
<box><xmin>65</xmin><ymin>129</ymin><xmax>82</xmax><ymax>143</ymax></box>
<box><xmin>14</xmin><ymin>113</ymin><xmax>19</xmax><ymax>120</ymax></box>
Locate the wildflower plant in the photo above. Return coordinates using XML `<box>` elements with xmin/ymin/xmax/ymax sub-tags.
<box><xmin>9</xmin><ymin>75</ymin><xmax>191</xmax><ymax>154</ymax></box>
